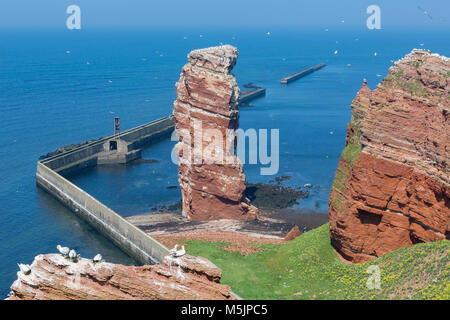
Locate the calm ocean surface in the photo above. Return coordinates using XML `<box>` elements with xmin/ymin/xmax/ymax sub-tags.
<box><xmin>0</xmin><ymin>26</ymin><xmax>448</xmax><ymax>297</ymax></box>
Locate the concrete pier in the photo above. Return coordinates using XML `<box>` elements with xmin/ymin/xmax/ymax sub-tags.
<box><xmin>42</xmin><ymin>116</ymin><xmax>174</xmax><ymax>175</ymax></box>
<box><xmin>238</xmin><ymin>87</ymin><xmax>266</xmax><ymax>105</ymax></box>
<box><xmin>36</xmin><ymin>116</ymin><xmax>175</xmax><ymax>264</ymax></box>
<box><xmin>281</xmin><ymin>63</ymin><xmax>326</xmax><ymax>84</ymax></box>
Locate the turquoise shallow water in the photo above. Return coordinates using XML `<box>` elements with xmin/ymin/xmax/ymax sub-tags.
<box><xmin>0</xmin><ymin>27</ymin><xmax>448</xmax><ymax>297</ymax></box>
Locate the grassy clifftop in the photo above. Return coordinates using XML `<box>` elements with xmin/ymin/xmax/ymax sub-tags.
<box><xmin>184</xmin><ymin>224</ymin><xmax>449</xmax><ymax>300</ymax></box>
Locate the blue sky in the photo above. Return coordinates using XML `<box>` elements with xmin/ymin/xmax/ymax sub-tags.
<box><xmin>0</xmin><ymin>0</ymin><xmax>448</xmax><ymax>28</ymax></box>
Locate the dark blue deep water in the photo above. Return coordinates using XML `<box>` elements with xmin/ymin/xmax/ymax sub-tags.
<box><xmin>0</xmin><ymin>27</ymin><xmax>448</xmax><ymax>297</ymax></box>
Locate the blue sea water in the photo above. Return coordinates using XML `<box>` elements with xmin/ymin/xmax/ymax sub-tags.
<box><xmin>0</xmin><ymin>26</ymin><xmax>448</xmax><ymax>297</ymax></box>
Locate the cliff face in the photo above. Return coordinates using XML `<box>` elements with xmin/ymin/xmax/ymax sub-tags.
<box><xmin>173</xmin><ymin>45</ymin><xmax>257</xmax><ymax>221</ymax></box>
<box><xmin>329</xmin><ymin>49</ymin><xmax>449</xmax><ymax>263</ymax></box>
<box><xmin>7</xmin><ymin>254</ymin><xmax>235</xmax><ymax>300</ymax></box>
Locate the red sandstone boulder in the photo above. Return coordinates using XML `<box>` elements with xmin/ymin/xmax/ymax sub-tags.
<box><xmin>329</xmin><ymin>49</ymin><xmax>449</xmax><ymax>263</ymax></box>
<box><xmin>284</xmin><ymin>226</ymin><xmax>302</xmax><ymax>241</ymax></box>
<box><xmin>173</xmin><ymin>45</ymin><xmax>257</xmax><ymax>221</ymax></box>
<box><xmin>6</xmin><ymin>254</ymin><xmax>235</xmax><ymax>300</ymax></box>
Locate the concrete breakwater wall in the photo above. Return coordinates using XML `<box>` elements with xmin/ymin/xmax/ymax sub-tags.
<box><xmin>281</xmin><ymin>63</ymin><xmax>326</xmax><ymax>84</ymax></box>
<box><xmin>238</xmin><ymin>87</ymin><xmax>266</xmax><ymax>105</ymax></box>
<box><xmin>43</xmin><ymin>116</ymin><xmax>174</xmax><ymax>175</ymax></box>
<box><xmin>36</xmin><ymin>116</ymin><xmax>174</xmax><ymax>264</ymax></box>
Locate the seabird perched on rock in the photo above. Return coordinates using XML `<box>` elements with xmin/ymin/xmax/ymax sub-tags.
<box><xmin>18</xmin><ymin>263</ymin><xmax>31</xmax><ymax>275</ymax></box>
<box><xmin>174</xmin><ymin>245</ymin><xmax>186</xmax><ymax>257</ymax></box>
<box><xmin>169</xmin><ymin>244</ymin><xmax>178</xmax><ymax>257</ymax></box>
<box><xmin>68</xmin><ymin>249</ymin><xmax>80</xmax><ymax>262</ymax></box>
<box><xmin>93</xmin><ymin>254</ymin><xmax>102</xmax><ymax>264</ymax></box>
<box><xmin>56</xmin><ymin>244</ymin><xmax>70</xmax><ymax>257</ymax></box>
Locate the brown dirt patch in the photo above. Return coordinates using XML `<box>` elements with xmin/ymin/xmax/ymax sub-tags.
<box><xmin>154</xmin><ymin>230</ymin><xmax>286</xmax><ymax>255</ymax></box>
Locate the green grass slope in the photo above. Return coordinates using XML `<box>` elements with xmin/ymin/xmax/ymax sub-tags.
<box><xmin>184</xmin><ymin>224</ymin><xmax>449</xmax><ymax>300</ymax></box>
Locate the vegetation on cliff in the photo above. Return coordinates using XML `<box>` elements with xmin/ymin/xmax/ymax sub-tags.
<box><xmin>184</xmin><ymin>224</ymin><xmax>449</xmax><ymax>300</ymax></box>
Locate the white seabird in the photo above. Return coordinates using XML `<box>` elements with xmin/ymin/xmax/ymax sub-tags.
<box><xmin>18</xmin><ymin>263</ymin><xmax>31</xmax><ymax>275</ymax></box>
<box><xmin>68</xmin><ymin>249</ymin><xmax>79</xmax><ymax>261</ymax></box>
<box><xmin>174</xmin><ymin>245</ymin><xmax>186</xmax><ymax>257</ymax></box>
<box><xmin>169</xmin><ymin>244</ymin><xmax>178</xmax><ymax>256</ymax></box>
<box><xmin>333</xmin><ymin>50</ymin><xmax>338</xmax><ymax>55</ymax></box>
<box><xmin>56</xmin><ymin>244</ymin><xmax>70</xmax><ymax>257</ymax></box>
<box><xmin>93</xmin><ymin>254</ymin><xmax>102</xmax><ymax>263</ymax></box>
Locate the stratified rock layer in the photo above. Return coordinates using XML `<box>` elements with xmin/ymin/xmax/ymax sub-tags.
<box><xmin>7</xmin><ymin>254</ymin><xmax>234</xmax><ymax>300</ymax></box>
<box><xmin>329</xmin><ymin>49</ymin><xmax>449</xmax><ymax>263</ymax></box>
<box><xmin>173</xmin><ymin>45</ymin><xmax>257</xmax><ymax>221</ymax></box>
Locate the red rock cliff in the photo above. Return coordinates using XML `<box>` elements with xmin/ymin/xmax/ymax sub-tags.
<box><xmin>7</xmin><ymin>254</ymin><xmax>235</xmax><ymax>300</ymax></box>
<box><xmin>173</xmin><ymin>45</ymin><xmax>257</xmax><ymax>221</ymax></box>
<box><xmin>329</xmin><ymin>49</ymin><xmax>449</xmax><ymax>263</ymax></box>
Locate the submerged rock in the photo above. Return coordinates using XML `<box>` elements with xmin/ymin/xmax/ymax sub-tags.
<box><xmin>7</xmin><ymin>253</ymin><xmax>234</xmax><ymax>300</ymax></box>
<box><xmin>329</xmin><ymin>49</ymin><xmax>449</xmax><ymax>263</ymax></box>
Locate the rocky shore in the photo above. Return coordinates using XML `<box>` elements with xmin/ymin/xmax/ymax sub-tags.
<box><xmin>7</xmin><ymin>253</ymin><xmax>235</xmax><ymax>300</ymax></box>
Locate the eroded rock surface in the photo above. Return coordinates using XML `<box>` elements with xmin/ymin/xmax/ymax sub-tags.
<box><xmin>173</xmin><ymin>45</ymin><xmax>257</xmax><ymax>221</ymax></box>
<box><xmin>7</xmin><ymin>254</ymin><xmax>234</xmax><ymax>300</ymax></box>
<box><xmin>329</xmin><ymin>49</ymin><xmax>449</xmax><ymax>263</ymax></box>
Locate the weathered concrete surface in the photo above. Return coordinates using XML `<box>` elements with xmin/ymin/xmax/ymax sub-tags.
<box><xmin>7</xmin><ymin>254</ymin><xmax>235</xmax><ymax>300</ymax></box>
<box><xmin>173</xmin><ymin>45</ymin><xmax>257</xmax><ymax>221</ymax></box>
<box><xmin>280</xmin><ymin>63</ymin><xmax>326</xmax><ymax>84</ymax></box>
<box><xmin>42</xmin><ymin>116</ymin><xmax>174</xmax><ymax>174</ymax></box>
<box><xmin>36</xmin><ymin>163</ymin><xmax>169</xmax><ymax>264</ymax></box>
<box><xmin>329</xmin><ymin>49</ymin><xmax>450</xmax><ymax>263</ymax></box>
<box><xmin>36</xmin><ymin>117</ymin><xmax>175</xmax><ymax>265</ymax></box>
<box><xmin>238</xmin><ymin>87</ymin><xmax>266</xmax><ymax>105</ymax></box>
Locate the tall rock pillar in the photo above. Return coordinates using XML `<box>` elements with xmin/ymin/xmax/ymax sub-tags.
<box><xmin>173</xmin><ymin>45</ymin><xmax>257</xmax><ymax>221</ymax></box>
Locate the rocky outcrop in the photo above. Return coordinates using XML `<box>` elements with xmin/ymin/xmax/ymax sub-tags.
<box><xmin>329</xmin><ymin>49</ymin><xmax>449</xmax><ymax>263</ymax></box>
<box><xmin>7</xmin><ymin>254</ymin><xmax>235</xmax><ymax>300</ymax></box>
<box><xmin>284</xmin><ymin>226</ymin><xmax>302</xmax><ymax>241</ymax></box>
<box><xmin>173</xmin><ymin>45</ymin><xmax>257</xmax><ymax>221</ymax></box>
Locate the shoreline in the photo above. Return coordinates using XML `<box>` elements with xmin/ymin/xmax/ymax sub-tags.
<box><xmin>124</xmin><ymin>208</ymin><xmax>328</xmax><ymax>255</ymax></box>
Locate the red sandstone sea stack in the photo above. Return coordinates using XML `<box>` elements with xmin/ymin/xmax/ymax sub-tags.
<box><xmin>173</xmin><ymin>45</ymin><xmax>257</xmax><ymax>221</ymax></box>
<box><xmin>329</xmin><ymin>49</ymin><xmax>449</xmax><ymax>263</ymax></box>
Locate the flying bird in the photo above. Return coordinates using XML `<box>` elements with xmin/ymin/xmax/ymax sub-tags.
<box><xmin>417</xmin><ymin>6</ymin><xmax>432</xmax><ymax>20</ymax></box>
